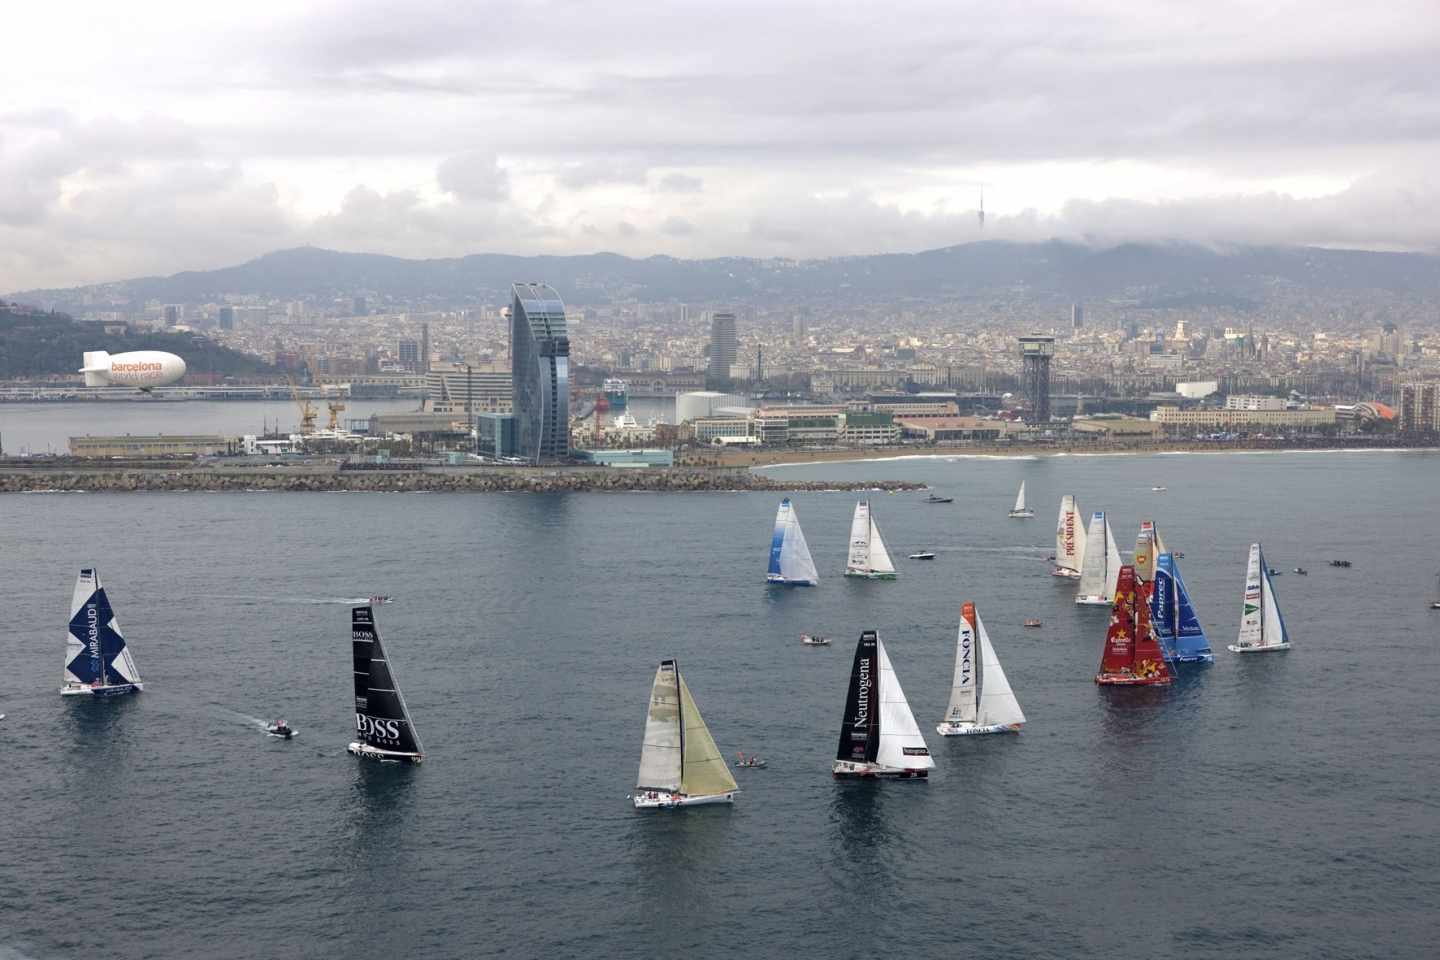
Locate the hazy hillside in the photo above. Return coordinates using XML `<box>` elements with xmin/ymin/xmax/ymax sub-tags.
<box><xmin>10</xmin><ymin>241</ymin><xmax>1440</xmax><ymax>312</ymax></box>
<box><xmin>0</xmin><ymin>304</ymin><xmax>275</xmax><ymax>379</ymax></box>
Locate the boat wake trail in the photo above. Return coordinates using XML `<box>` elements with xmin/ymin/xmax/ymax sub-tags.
<box><xmin>190</xmin><ymin>594</ymin><xmax>382</xmax><ymax>606</ymax></box>
<box><xmin>215</xmin><ymin>708</ymin><xmax>276</xmax><ymax>734</ymax></box>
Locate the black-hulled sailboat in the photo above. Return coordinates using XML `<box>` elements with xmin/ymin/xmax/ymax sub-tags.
<box><xmin>61</xmin><ymin>568</ymin><xmax>143</xmax><ymax>697</ymax></box>
<box><xmin>348</xmin><ymin>606</ymin><xmax>424</xmax><ymax>763</ymax></box>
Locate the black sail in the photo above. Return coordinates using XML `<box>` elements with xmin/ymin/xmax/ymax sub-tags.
<box><xmin>835</xmin><ymin>629</ymin><xmax>880</xmax><ymax>764</ymax></box>
<box><xmin>351</xmin><ymin>606</ymin><xmax>424</xmax><ymax>758</ymax></box>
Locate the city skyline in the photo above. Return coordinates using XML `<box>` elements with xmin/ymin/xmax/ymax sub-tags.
<box><xmin>2</xmin><ymin>1</ymin><xmax>1438</xmax><ymax>290</ymax></box>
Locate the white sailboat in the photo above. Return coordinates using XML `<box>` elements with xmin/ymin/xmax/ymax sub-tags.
<box><xmin>1229</xmin><ymin>543</ymin><xmax>1292</xmax><ymax>653</ymax></box>
<box><xmin>844</xmin><ymin>500</ymin><xmax>897</xmax><ymax>580</ymax></box>
<box><xmin>61</xmin><ymin>568</ymin><xmax>144</xmax><ymax>697</ymax></box>
<box><xmin>833</xmin><ymin>630</ymin><xmax>934</xmax><ymax>778</ymax></box>
<box><xmin>1075</xmin><ymin>511</ymin><xmax>1122</xmax><ymax>605</ymax></box>
<box><xmin>1008</xmin><ymin>480</ymin><xmax>1034</xmax><ymax>519</ymax></box>
<box><xmin>1053</xmin><ymin>494</ymin><xmax>1087</xmax><ymax>578</ymax></box>
<box><xmin>937</xmin><ymin>603</ymin><xmax>1025</xmax><ymax>736</ymax></box>
<box><xmin>766</xmin><ymin>498</ymin><xmax>819</xmax><ymax>586</ymax></box>
<box><xmin>633</xmin><ymin>659</ymin><xmax>739</xmax><ymax>808</ymax></box>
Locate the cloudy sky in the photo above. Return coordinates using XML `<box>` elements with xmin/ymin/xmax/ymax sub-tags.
<box><xmin>2</xmin><ymin>0</ymin><xmax>1438</xmax><ymax>289</ymax></box>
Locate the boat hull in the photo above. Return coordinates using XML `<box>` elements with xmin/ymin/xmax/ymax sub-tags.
<box><xmin>1227</xmin><ymin>643</ymin><xmax>1292</xmax><ymax>653</ymax></box>
<box><xmin>632</xmin><ymin>790</ymin><xmax>735</xmax><ymax>809</ymax></box>
<box><xmin>844</xmin><ymin>571</ymin><xmax>897</xmax><ymax>580</ymax></box>
<box><xmin>831</xmin><ymin>760</ymin><xmax>929</xmax><ymax>778</ymax></box>
<box><xmin>1075</xmin><ymin>595</ymin><xmax>1111</xmax><ymax>605</ymax></box>
<box><xmin>1051</xmin><ymin>567</ymin><xmax>1082</xmax><ymax>578</ymax></box>
<box><xmin>1095</xmin><ymin>672</ymin><xmax>1172</xmax><ymax>686</ymax></box>
<box><xmin>348</xmin><ymin>741</ymin><xmax>423</xmax><ymax>764</ymax></box>
<box><xmin>1008</xmin><ymin>510</ymin><xmax>1035</xmax><ymax>519</ymax></box>
<box><xmin>60</xmin><ymin>682</ymin><xmax>142</xmax><ymax>697</ymax></box>
<box><xmin>936</xmin><ymin>721</ymin><xmax>1021</xmax><ymax>736</ymax></box>
<box><xmin>766</xmin><ymin>575</ymin><xmax>817</xmax><ymax>587</ymax></box>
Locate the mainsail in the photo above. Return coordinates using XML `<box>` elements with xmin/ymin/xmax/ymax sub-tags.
<box><xmin>835</xmin><ymin>630</ymin><xmax>932</xmax><ymax>774</ymax></box>
<box><xmin>974</xmin><ymin>611</ymin><xmax>1025</xmax><ymax>728</ymax></box>
<box><xmin>942</xmin><ymin>606</ymin><xmax>980</xmax><ymax>725</ymax></box>
<box><xmin>62</xmin><ymin>568</ymin><xmax>143</xmax><ymax>695</ymax></box>
<box><xmin>845</xmin><ymin>500</ymin><xmax>896</xmax><ymax>578</ymax></box>
<box><xmin>1134</xmin><ymin>522</ymin><xmax>1156</xmax><ymax>583</ymax></box>
<box><xmin>1013</xmin><ymin>481</ymin><xmax>1027</xmax><ymax>513</ymax></box>
<box><xmin>1096</xmin><ymin>565</ymin><xmax>1172</xmax><ymax>684</ymax></box>
<box><xmin>1232</xmin><ymin>543</ymin><xmax>1291</xmax><ymax>652</ymax></box>
<box><xmin>1054</xmin><ymin>495</ymin><xmax>1086</xmax><ymax>576</ymax></box>
<box><xmin>350</xmin><ymin>606</ymin><xmax>424</xmax><ymax>761</ymax></box>
<box><xmin>1076</xmin><ymin>512</ymin><xmax>1121</xmax><ymax>603</ymax></box>
<box><xmin>1151</xmin><ymin>553</ymin><xmax>1213</xmax><ymax>662</ymax></box>
<box><xmin>767</xmin><ymin>498</ymin><xmax>819</xmax><ymax>585</ymax></box>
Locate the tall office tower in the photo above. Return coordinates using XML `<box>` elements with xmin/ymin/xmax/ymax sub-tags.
<box><xmin>218</xmin><ymin>306</ymin><xmax>235</xmax><ymax>330</ymax></box>
<box><xmin>398</xmin><ymin>339</ymin><xmax>419</xmax><ymax>368</ymax></box>
<box><xmin>420</xmin><ymin>322</ymin><xmax>431</xmax><ymax>375</ymax></box>
<box><xmin>164</xmin><ymin>305</ymin><xmax>180</xmax><ymax>327</ymax></box>
<box><xmin>1018</xmin><ymin>335</ymin><xmax>1055</xmax><ymax>424</ymax></box>
<box><xmin>511</xmin><ymin>282</ymin><xmax>571</xmax><ymax>462</ymax></box>
<box><xmin>706</xmin><ymin>311</ymin><xmax>737</xmax><ymax>390</ymax></box>
<box><xmin>1071</xmin><ymin>303</ymin><xmax>1083</xmax><ymax>331</ymax></box>
<box><xmin>792</xmin><ymin>315</ymin><xmax>807</xmax><ymax>342</ymax></box>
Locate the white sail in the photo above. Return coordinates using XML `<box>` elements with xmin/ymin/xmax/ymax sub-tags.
<box><xmin>868</xmin><ymin>513</ymin><xmax>896</xmax><ymax>576</ymax></box>
<box><xmin>1055</xmin><ymin>495</ymin><xmax>1085</xmax><ymax>575</ymax></box>
<box><xmin>943</xmin><ymin>612</ymin><xmax>979</xmax><ymax>724</ymax></box>
<box><xmin>1013</xmin><ymin>481</ymin><xmax>1027</xmax><ymax>513</ymax></box>
<box><xmin>873</xmin><ymin>638</ymin><xmax>934</xmax><ymax>772</ymax></box>
<box><xmin>771</xmin><ymin>500</ymin><xmax>819</xmax><ymax>584</ymax></box>
<box><xmin>1104</xmin><ymin>520</ymin><xmax>1122</xmax><ymax>600</ymax></box>
<box><xmin>1153</xmin><ymin>524</ymin><xmax>1169</xmax><ymax>557</ymax></box>
<box><xmin>636</xmin><ymin>661</ymin><xmax>682</xmax><ymax>792</ymax></box>
<box><xmin>845</xmin><ymin>501</ymin><xmax>871</xmax><ymax>575</ymax></box>
<box><xmin>1261</xmin><ymin>561</ymin><xmax>1289</xmax><ymax>648</ymax></box>
<box><xmin>975</xmin><ymin>613</ymin><xmax>1025</xmax><ymax>728</ymax></box>
<box><xmin>1076</xmin><ymin>511</ymin><xmax>1110</xmax><ymax>602</ymax></box>
<box><xmin>1236</xmin><ymin>543</ymin><xmax>1265</xmax><ymax>648</ymax></box>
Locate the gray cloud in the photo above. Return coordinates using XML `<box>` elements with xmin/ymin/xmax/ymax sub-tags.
<box><xmin>436</xmin><ymin>151</ymin><xmax>510</xmax><ymax>201</ymax></box>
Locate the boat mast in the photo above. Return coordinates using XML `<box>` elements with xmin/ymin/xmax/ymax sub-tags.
<box><xmin>675</xmin><ymin>659</ymin><xmax>686</xmax><ymax>790</ymax></box>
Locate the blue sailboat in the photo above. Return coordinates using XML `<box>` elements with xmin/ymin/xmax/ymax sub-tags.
<box><xmin>767</xmin><ymin>499</ymin><xmax>819</xmax><ymax>586</ymax></box>
<box><xmin>1150</xmin><ymin>553</ymin><xmax>1213</xmax><ymax>663</ymax></box>
<box><xmin>61</xmin><ymin>568</ymin><xmax>144</xmax><ymax>696</ymax></box>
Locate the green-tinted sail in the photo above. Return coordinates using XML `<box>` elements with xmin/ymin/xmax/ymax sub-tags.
<box><xmin>678</xmin><ymin>674</ymin><xmax>738</xmax><ymax>798</ymax></box>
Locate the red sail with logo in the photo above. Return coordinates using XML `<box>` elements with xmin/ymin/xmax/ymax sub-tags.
<box><xmin>1131</xmin><ymin>585</ymin><xmax>1173</xmax><ymax>684</ymax></box>
<box><xmin>1095</xmin><ymin>566</ymin><xmax>1173</xmax><ymax>686</ymax></box>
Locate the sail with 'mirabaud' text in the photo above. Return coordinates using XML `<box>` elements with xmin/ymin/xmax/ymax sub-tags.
<box><xmin>61</xmin><ymin>568</ymin><xmax>143</xmax><ymax>697</ymax></box>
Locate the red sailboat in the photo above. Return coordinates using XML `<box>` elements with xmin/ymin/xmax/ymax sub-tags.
<box><xmin>1095</xmin><ymin>565</ymin><xmax>1173</xmax><ymax>686</ymax></box>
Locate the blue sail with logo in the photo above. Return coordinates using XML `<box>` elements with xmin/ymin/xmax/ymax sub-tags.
<box><xmin>61</xmin><ymin>567</ymin><xmax>144</xmax><ymax>696</ymax></box>
<box><xmin>1151</xmin><ymin>553</ymin><xmax>1213</xmax><ymax>663</ymax></box>
<box><xmin>766</xmin><ymin>499</ymin><xmax>819</xmax><ymax>585</ymax></box>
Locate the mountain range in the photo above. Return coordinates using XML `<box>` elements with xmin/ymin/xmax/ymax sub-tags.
<box><xmin>10</xmin><ymin>241</ymin><xmax>1440</xmax><ymax>312</ymax></box>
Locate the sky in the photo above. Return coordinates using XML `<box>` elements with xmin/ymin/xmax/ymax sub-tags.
<box><xmin>2</xmin><ymin>0</ymin><xmax>1438</xmax><ymax>290</ymax></box>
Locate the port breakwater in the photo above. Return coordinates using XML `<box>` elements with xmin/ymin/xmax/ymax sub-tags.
<box><xmin>0</xmin><ymin>465</ymin><xmax>923</xmax><ymax>494</ymax></box>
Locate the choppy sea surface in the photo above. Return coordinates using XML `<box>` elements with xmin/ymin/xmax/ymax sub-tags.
<box><xmin>3</xmin><ymin>450</ymin><xmax>1439</xmax><ymax>959</ymax></box>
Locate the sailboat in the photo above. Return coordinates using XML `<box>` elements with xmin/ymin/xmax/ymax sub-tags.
<box><xmin>833</xmin><ymin>630</ymin><xmax>934</xmax><ymax>777</ymax></box>
<box><xmin>348</xmin><ymin>606</ymin><xmax>425</xmax><ymax>763</ymax></box>
<box><xmin>632</xmin><ymin>659</ymin><xmax>738</xmax><ymax>808</ymax></box>
<box><xmin>1008</xmin><ymin>481</ymin><xmax>1034</xmax><ymax>519</ymax></box>
<box><xmin>1132</xmin><ymin>520</ymin><xmax>1168</xmax><ymax>585</ymax></box>
<box><xmin>61</xmin><ymin>568</ymin><xmax>144</xmax><ymax>697</ymax></box>
<box><xmin>767</xmin><ymin>498</ymin><xmax>819</xmax><ymax>586</ymax></box>
<box><xmin>1228</xmin><ymin>543</ymin><xmax>1292</xmax><ymax>653</ymax></box>
<box><xmin>1075</xmin><ymin>512</ymin><xmax>1122</xmax><ymax>605</ymax></box>
<box><xmin>937</xmin><ymin>602</ymin><xmax>1025</xmax><ymax>736</ymax></box>
<box><xmin>1151</xmin><ymin>553</ymin><xmax>1214</xmax><ymax>662</ymax></box>
<box><xmin>1052</xmin><ymin>494</ymin><xmax>1087</xmax><ymax>578</ymax></box>
<box><xmin>844</xmin><ymin>501</ymin><xmax>897</xmax><ymax>580</ymax></box>
<box><xmin>1095</xmin><ymin>565</ymin><xmax>1173</xmax><ymax>685</ymax></box>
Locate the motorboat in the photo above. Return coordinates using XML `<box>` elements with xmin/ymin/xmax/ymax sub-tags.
<box><xmin>923</xmin><ymin>493</ymin><xmax>954</xmax><ymax>504</ymax></box>
<box><xmin>734</xmin><ymin>752</ymin><xmax>768</xmax><ymax>769</ymax></box>
<box><xmin>1328</xmin><ymin>560</ymin><xmax>1352</xmax><ymax>568</ymax></box>
<box><xmin>1151</xmin><ymin>485</ymin><xmax>1167</xmax><ymax>492</ymax></box>
<box><xmin>368</xmin><ymin>595</ymin><xmax>394</xmax><ymax>604</ymax></box>
<box><xmin>266</xmin><ymin>720</ymin><xmax>295</xmax><ymax>740</ymax></box>
<box><xmin>1023</xmin><ymin>619</ymin><xmax>1042</xmax><ymax>628</ymax></box>
<box><xmin>1294</xmin><ymin>567</ymin><xmax>1308</xmax><ymax>575</ymax></box>
<box><xmin>801</xmin><ymin>634</ymin><xmax>831</xmax><ymax>646</ymax></box>
<box><xmin>1267</xmin><ymin>568</ymin><xmax>1283</xmax><ymax>576</ymax></box>
<box><xmin>908</xmin><ymin>551</ymin><xmax>937</xmax><ymax>560</ymax></box>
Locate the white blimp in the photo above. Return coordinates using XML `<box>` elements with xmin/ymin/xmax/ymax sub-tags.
<box><xmin>80</xmin><ymin>350</ymin><xmax>187</xmax><ymax>391</ymax></box>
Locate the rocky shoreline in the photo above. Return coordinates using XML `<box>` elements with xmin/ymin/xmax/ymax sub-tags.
<box><xmin>0</xmin><ymin>466</ymin><xmax>925</xmax><ymax>494</ymax></box>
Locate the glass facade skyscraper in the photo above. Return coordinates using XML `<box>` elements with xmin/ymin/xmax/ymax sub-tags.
<box><xmin>510</xmin><ymin>282</ymin><xmax>570</xmax><ymax>462</ymax></box>
<box><xmin>706</xmin><ymin>311</ymin><xmax>737</xmax><ymax>390</ymax></box>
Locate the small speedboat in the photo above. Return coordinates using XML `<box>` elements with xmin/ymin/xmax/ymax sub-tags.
<box><xmin>908</xmin><ymin>551</ymin><xmax>937</xmax><ymax>560</ymax></box>
<box><xmin>923</xmin><ymin>494</ymin><xmax>954</xmax><ymax>504</ymax></box>
<box><xmin>1294</xmin><ymin>567</ymin><xmax>1308</xmax><ymax>575</ymax></box>
<box><xmin>368</xmin><ymin>595</ymin><xmax>394</xmax><ymax>604</ymax></box>
<box><xmin>266</xmin><ymin>720</ymin><xmax>295</xmax><ymax>740</ymax></box>
<box><xmin>1267</xmin><ymin>568</ymin><xmax>1283</xmax><ymax>576</ymax></box>
<box><xmin>1023</xmin><ymin>619</ymin><xmax>1042</xmax><ymax>628</ymax></box>
<box><xmin>800</xmin><ymin>634</ymin><xmax>831</xmax><ymax>646</ymax></box>
<box><xmin>1431</xmin><ymin>601</ymin><xmax>1440</xmax><ymax>610</ymax></box>
<box><xmin>1174</xmin><ymin>551</ymin><xmax>1186</xmax><ymax>559</ymax></box>
<box><xmin>1328</xmin><ymin>560</ymin><xmax>1352</xmax><ymax>568</ymax></box>
<box><xmin>1151</xmin><ymin>485</ymin><xmax>1167</xmax><ymax>492</ymax></box>
<box><xmin>734</xmin><ymin>752</ymin><xmax>768</xmax><ymax>769</ymax></box>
